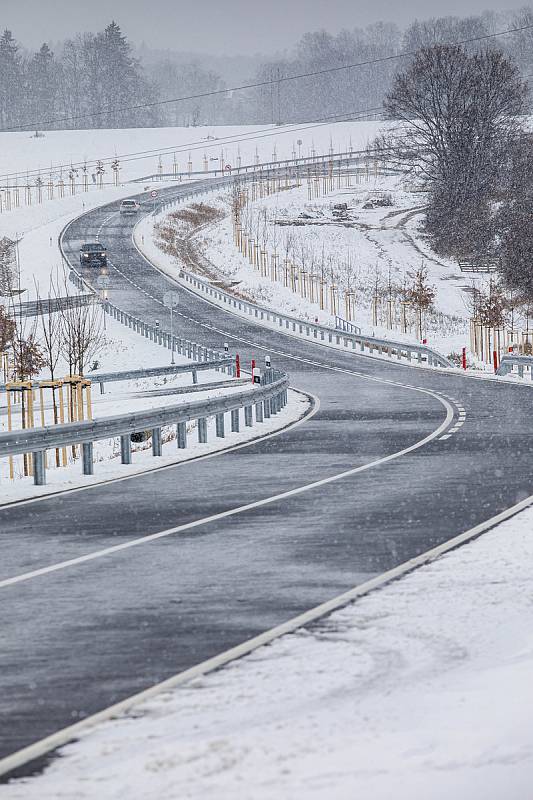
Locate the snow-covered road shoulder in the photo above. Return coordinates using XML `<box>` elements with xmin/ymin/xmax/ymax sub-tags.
<box><xmin>4</xmin><ymin>494</ymin><xmax>533</xmax><ymax>799</ymax></box>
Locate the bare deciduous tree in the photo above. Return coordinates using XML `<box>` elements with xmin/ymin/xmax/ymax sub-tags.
<box><xmin>404</xmin><ymin>265</ymin><xmax>436</xmax><ymax>338</ymax></box>
<box><xmin>384</xmin><ymin>45</ymin><xmax>527</xmax><ymax>257</ymax></box>
<box><xmin>58</xmin><ymin>272</ymin><xmax>105</xmax><ymax>377</ymax></box>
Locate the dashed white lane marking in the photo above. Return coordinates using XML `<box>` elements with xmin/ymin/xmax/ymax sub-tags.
<box><xmin>439</xmin><ymin>407</ymin><xmax>467</xmax><ymax>440</ymax></box>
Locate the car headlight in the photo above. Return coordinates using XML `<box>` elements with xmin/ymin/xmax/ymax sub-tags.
<box><xmin>101</xmin><ymin>252</ymin><xmax>106</xmax><ymax>257</ymax></box>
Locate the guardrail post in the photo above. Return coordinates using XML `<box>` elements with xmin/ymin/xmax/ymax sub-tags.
<box><xmin>231</xmin><ymin>408</ymin><xmax>240</xmax><ymax>432</ymax></box>
<box><xmin>256</xmin><ymin>401</ymin><xmax>264</xmax><ymax>422</ymax></box>
<box><xmin>198</xmin><ymin>417</ymin><xmax>208</xmax><ymax>443</ymax></box>
<box><xmin>33</xmin><ymin>450</ymin><xmax>46</xmax><ymax>485</ymax></box>
<box><xmin>99</xmin><ymin>381</ymin><xmax>105</xmax><ymax>394</ymax></box>
<box><xmin>192</xmin><ymin>369</ymin><xmax>198</xmax><ymax>384</ymax></box>
<box><xmin>177</xmin><ymin>421</ymin><xmax>187</xmax><ymax>448</ymax></box>
<box><xmin>82</xmin><ymin>442</ymin><xmax>94</xmax><ymax>475</ymax></box>
<box><xmin>216</xmin><ymin>413</ymin><xmax>225</xmax><ymax>438</ymax></box>
<box><xmin>244</xmin><ymin>405</ymin><xmax>253</xmax><ymax>426</ymax></box>
<box><xmin>120</xmin><ymin>434</ymin><xmax>132</xmax><ymax>464</ymax></box>
<box><xmin>152</xmin><ymin>427</ymin><xmax>162</xmax><ymax>456</ymax></box>
<box><xmin>264</xmin><ymin>397</ymin><xmax>271</xmax><ymax>419</ymax></box>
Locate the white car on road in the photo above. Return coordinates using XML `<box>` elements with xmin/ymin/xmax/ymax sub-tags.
<box><xmin>119</xmin><ymin>199</ymin><xmax>140</xmax><ymax>214</ymax></box>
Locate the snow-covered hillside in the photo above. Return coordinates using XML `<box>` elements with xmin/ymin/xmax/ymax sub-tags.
<box><xmin>0</xmin><ymin>121</ymin><xmax>386</xmax><ymax>185</ymax></box>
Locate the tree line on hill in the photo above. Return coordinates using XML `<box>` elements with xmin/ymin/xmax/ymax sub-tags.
<box><xmin>1</xmin><ymin>9</ymin><xmax>533</xmax><ymax>131</ymax></box>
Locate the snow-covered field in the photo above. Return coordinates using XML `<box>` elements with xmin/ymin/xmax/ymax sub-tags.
<box><xmin>0</xmin><ymin>122</ymin><xmax>386</xmax><ymax>186</ymax></box>
<box><xmin>5</xmin><ymin>498</ymin><xmax>533</xmax><ymax>799</ymax></box>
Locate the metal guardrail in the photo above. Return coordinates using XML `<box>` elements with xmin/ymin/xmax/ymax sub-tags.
<box><xmin>89</xmin><ymin>359</ymin><xmax>234</xmax><ymax>393</ymax></box>
<box><xmin>0</xmin><ymin>358</ymin><xmax>234</xmax><ymax>396</ymax></box>
<box><xmin>177</xmin><ymin>269</ymin><xmax>453</xmax><ymax>369</ymax></box>
<box><xmin>496</xmin><ymin>355</ymin><xmax>533</xmax><ymax>379</ymax></box>
<box><xmin>66</xmin><ymin>269</ymin><xmax>229</xmax><ymax>365</ymax></box>
<box><xmin>134</xmin><ymin>148</ymin><xmax>374</xmax><ymax>183</ymax></box>
<box><xmin>12</xmin><ymin>294</ymin><xmax>95</xmax><ymax>317</ymax></box>
<box><xmin>0</xmin><ymin>368</ymin><xmax>289</xmax><ymax>486</ymax></box>
<box><xmin>335</xmin><ymin>316</ymin><xmax>361</xmax><ymax>335</ymax></box>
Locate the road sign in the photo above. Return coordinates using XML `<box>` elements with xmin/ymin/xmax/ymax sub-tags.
<box><xmin>150</xmin><ymin>190</ymin><xmax>158</xmax><ymax>198</ymax></box>
<box><xmin>163</xmin><ymin>291</ymin><xmax>180</xmax><ymax>309</ymax></box>
<box><xmin>225</xmin><ymin>164</ymin><xmax>232</xmax><ymax>171</ymax></box>
<box><xmin>96</xmin><ymin>275</ymin><xmax>110</xmax><ymax>289</ymax></box>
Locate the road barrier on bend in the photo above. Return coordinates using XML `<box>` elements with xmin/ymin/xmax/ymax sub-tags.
<box><xmin>67</xmin><ymin>268</ymin><xmax>228</xmax><ymax>365</ymax></box>
<box><xmin>177</xmin><ymin>268</ymin><xmax>453</xmax><ymax>369</ymax></box>
<box><xmin>0</xmin><ymin>368</ymin><xmax>289</xmax><ymax>486</ymax></box>
<box><xmin>496</xmin><ymin>354</ymin><xmax>533</xmax><ymax>380</ymax></box>
<box><xmin>139</xmin><ymin>176</ymin><xmax>452</xmax><ymax>370</ymax></box>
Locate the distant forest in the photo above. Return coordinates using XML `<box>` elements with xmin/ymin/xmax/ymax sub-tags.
<box><xmin>1</xmin><ymin>9</ymin><xmax>533</xmax><ymax>131</ymax></box>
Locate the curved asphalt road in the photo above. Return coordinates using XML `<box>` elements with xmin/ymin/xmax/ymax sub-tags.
<box><xmin>1</xmin><ymin>180</ymin><xmax>532</xmax><ymax>775</ymax></box>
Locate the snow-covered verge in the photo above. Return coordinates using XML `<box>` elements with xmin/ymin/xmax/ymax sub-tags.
<box><xmin>136</xmin><ymin>172</ymin><xmax>472</xmax><ymax>354</ymax></box>
<box><xmin>5</xmin><ymin>500</ymin><xmax>533</xmax><ymax>799</ymax></box>
<box><xmin>199</xmin><ymin>176</ymin><xmax>469</xmax><ymax>355</ymax></box>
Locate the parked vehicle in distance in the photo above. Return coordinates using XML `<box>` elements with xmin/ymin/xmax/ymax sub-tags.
<box><xmin>120</xmin><ymin>199</ymin><xmax>140</xmax><ymax>214</ymax></box>
<box><xmin>80</xmin><ymin>243</ymin><xmax>107</xmax><ymax>267</ymax></box>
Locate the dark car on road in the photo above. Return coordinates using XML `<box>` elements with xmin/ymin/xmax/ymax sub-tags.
<box><xmin>80</xmin><ymin>242</ymin><xmax>107</xmax><ymax>267</ymax></box>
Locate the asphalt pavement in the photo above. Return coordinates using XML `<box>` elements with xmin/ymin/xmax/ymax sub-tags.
<box><xmin>1</xmin><ymin>181</ymin><xmax>532</xmax><ymax>775</ymax></box>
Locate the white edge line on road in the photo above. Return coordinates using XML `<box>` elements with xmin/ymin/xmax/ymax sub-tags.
<box><xmin>0</xmin><ymin>391</ymin><xmax>454</xmax><ymax>591</ymax></box>
<box><xmin>1</xmin><ymin>483</ymin><xmax>532</xmax><ymax>780</ymax></box>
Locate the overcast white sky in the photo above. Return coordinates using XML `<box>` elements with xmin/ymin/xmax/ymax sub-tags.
<box><xmin>1</xmin><ymin>0</ymin><xmax>527</xmax><ymax>53</ymax></box>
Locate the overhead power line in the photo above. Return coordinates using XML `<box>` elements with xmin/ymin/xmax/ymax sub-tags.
<box><xmin>1</xmin><ymin>22</ymin><xmax>532</xmax><ymax>133</ymax></box>
<box><xmin>1</xmin><ymin>106</ymin><xmax>386</xmax><ymax>182</ymax></box>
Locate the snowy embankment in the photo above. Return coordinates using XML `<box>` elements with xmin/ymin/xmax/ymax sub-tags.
<box><xmin>197</xmin><ymin>176</ymin><xmax>469</xmax><ymax>357</ymax></box>
<box><xmin>5</xmin><ymin>499</ymin><xmax>533</xmax><ymax>799</ymax></box>
<box><xmin>133</xmin><ymin>169</ymin><xmax>469</xmax><ymax>359</ymax></box>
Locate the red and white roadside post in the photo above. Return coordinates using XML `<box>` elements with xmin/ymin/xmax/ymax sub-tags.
<box><xmin>462</xmin><ymin>347</ymin><xmax>467</xmax><ymax>371</ymax></box>
<box><xmin>251</xmin><ymin>359</ymin><xmax>256</xmax><ymax>382</ymax></box>
<box><xmin>493</xmin><ymin>350</ymin><xmax>499</xmax><ymax>373</ymax></box>
<box><xmin>235</xmin><ymin>354</ymin><xmax>241</xmax><ymax>378</ymax></box>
